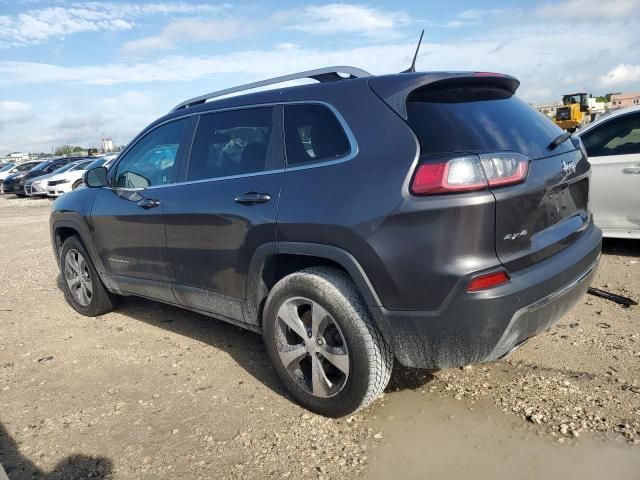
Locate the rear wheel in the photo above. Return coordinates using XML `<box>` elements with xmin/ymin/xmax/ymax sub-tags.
<box><xmin>60</xmin><ymin>236</ymin><xmax>117</xmax><ymax>316</ymax></box>
<box><xmin>263</xmin><ymin>267</ymin><xmax>393</xmax><ymax>417</ymax></box>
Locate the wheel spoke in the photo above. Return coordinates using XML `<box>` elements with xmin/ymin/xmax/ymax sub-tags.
<box><xmin>79</xmin><ymin>282</ymin><xmax>90</xmax><ymax>305</ymax></box>
<box><xmin>277</xmin><ymin>344</ymin><xmax>307</xmax><ymax>369</ymax></box>
<box><xmin>277</xmin><ymin>302</ymin><xmax>308</xmax><ymax>341</ymax></box>
<box><xmin>67</xmin><ymin>276</ymin><xmax>81</xmax><ymax>289</ymax></box>
<box><xmin>318</xmin><ymin>345</ymin><xmax>349</xmax><ymax>375</ymax></box>
<box><xmin>311</xmin><ymin>355</ymin><xmax>332</xmax><ymax>397</ymax></box>
<box><xmin>65</xmin><ymin>249</ymin><xmax>92</xmax><ymax>307</ymax></box>
<box><xmin>66</xmin><ymin>251</ymin><xmax>79</xmax><ymax>274</ymax></box>
<box><xmin>78</xmin><ymin>255</ymin><xmax>87</xmax><ymax>274</ymax></box>
<box><xmin>311</xmin><ymin>302</ymin><xmax>330</xmax><ymax>339</ymax></box>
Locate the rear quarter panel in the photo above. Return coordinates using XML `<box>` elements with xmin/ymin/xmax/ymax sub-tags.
<box><xmin>275</xmin><ymin>80</ymin><xmax>419</xmax><ymax>306</ymax></box>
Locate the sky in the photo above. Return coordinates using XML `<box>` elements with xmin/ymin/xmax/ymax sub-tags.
<box><xmin>1</xmin><ymin>0</ymin><xmax>639</xmax><ymax>154</ymax></box>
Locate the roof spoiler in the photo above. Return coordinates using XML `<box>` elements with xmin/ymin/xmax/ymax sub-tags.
<box><xmin>369</xmin><ymin>72</ymin><xmax>520</xmax><ymax>120</ymax></box>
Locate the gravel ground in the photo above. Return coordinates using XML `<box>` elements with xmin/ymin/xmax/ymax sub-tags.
<box><xmin>0</xmin><ymin>196</ymin><xmax>638</xmax><ymax>479</ymax></box>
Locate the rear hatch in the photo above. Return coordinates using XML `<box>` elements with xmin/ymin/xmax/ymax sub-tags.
<box><xmin>370</xmin><ymin>74</ymin><xmax>591</xmax><ymax>271</ymax></box>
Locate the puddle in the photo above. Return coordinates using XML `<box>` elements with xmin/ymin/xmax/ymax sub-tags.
<box><xmin>366</xmin><ymin>391</ymin><xmax>640</xmax><ymax>480</ymax></box>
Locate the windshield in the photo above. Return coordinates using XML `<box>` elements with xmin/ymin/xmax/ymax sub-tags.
<box><xmin>30</xmin><ymin>160</ymin><xmax>54</xmax><ymax>172</ymax></box>
<box><xmin>85</xmin><ymin>158</ymin><xmax>106</xmax><ymax>170</ymax></box>
<box><xmin>71</xmin><ymin>160</ymin><xmax>94</xmax><ymax>171</ymax></box>
<box><xmin>16</xmin><ymin>162</ymin><xmax>40</xmax><ymax>172</ymax></box>
<box><xmin>0</xmin><ymin>163</ymin><xmax>16</xmax><ymax>172</ymax></box>
<box><xmin>563</xmin><ymin>94</ymin><xmax>587</xmax><ymax>106</ymax></box>
<box><xmin>52</xmin><ymin>163</ymin><xmax>79</xmax><ymax>174</ymax></box>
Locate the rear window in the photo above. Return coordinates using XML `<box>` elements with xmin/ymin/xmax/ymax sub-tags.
<box><xmin>406</xmin><ymin>86</ymin><xmax>571</xmax><ymax>159</ymax></box>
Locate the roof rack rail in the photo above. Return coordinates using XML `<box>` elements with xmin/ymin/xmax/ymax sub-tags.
<box><xmin>170</xmin><ymin>66</ymin><xmax>372</xmax><ymax>112</ymax></box>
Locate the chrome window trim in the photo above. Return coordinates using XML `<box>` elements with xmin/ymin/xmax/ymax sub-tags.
<box><xmin>110</xmin><ymin>100</ymin><xmax>358</xmax><ymax>191</ymax></box>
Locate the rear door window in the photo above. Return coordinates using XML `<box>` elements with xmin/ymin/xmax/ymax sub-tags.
<box><xmin>581</xmin><ymin>112</ymin><xmax>640</xmax><ymax>157</ymax></box>
<box><xmin>187</xmin><ymin>107</ymin><xmax>275</xmax><ymax>181</ymax></box>
<box><xmin>284</xmin><ymin>104</ymin><xmax>351</xmax><ymax>166</ymax></box>
<box><xmin>406</xmin><ymin>86</ymin><xmax>571</xmax><ymax>159</ymax></box>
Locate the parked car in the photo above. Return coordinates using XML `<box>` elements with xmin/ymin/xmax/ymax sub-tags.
<box><xmin>50</xmin><ymin>67</ymin><xmax>601</xmax><ymax>416</ymax></box>
<box><xmin>0</xmin><ymin>162</ymin><xmax>16</xmax><ymax>180</ymax></box>
<box><xmin>25</xmin><ymin>160</ymin><xmax>91</xmax><ymax>197</ymax></box>
<box><xmin>577</xmin><ymin>105</ymin><xmax>640</xmax><ymax>239</ymax></box>
<box><xmin>0</xmin><ymin>160</ymin><xmax>43</xmax><ymax>194</ymax></box>
<box><xmin>46</xmin><ymin>156</ymin><xmax>115</xmax><ymax>197</ymax></box>
<box><xmin>3</xmin><ymin>157</ymin><xmax>75</xmax><ymax>196</ymax></box>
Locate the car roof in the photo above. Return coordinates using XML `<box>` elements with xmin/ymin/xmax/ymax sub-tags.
<box><xmin>579</xmin><ymin>105</ymin><xmax>640</xmax><ymax>135</ymax></box>
<box><xmin>154</xmin><ymin>69</ymin><xmax>518</xmax><ymax>127</ymax></box>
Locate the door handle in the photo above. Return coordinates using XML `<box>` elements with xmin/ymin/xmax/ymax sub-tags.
<box><xmin>234</xmin><ymin>192</ymin><xmax>271</xmax><ymax>204</ymax></box>
<box><xmin>137</xmin><ymin>198</ymin><xmax>161</xmax><ymax>209</ymax></box>
<box><xmin>622</xmin><ymin>166</ymin><xmax>640</xmax><ymax>174</ymax></box>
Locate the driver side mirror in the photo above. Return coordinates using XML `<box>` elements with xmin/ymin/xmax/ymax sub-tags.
<box><xmin>84</xmin><ymin>166</ymin><xmax>108</xmax><ymax>188</ymax></box>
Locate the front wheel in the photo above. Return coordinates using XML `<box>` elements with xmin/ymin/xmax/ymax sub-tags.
<box><xmin>72</xmin><ymin>179</ymin><xmax>83</xmax><ymax>190</ymax></box>
<box><xmin>60</xmin><ymin>236</ymin><xmax>117</xmax><ymax>316</ymax></box>
<box><xmin>263</xmin><ymin>267</ymin><xmax>393</xmax><ymax>417</ymax></box>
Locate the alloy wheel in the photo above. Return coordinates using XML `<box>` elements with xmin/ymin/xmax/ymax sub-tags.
<box><xmin>64</xmin><ymin>249</ymin><xmax>93</xmax><ymax>306</ymax></box>
<box><xmin>275</xmin><ymin>297</ymin><xmax>350</xmax><ymax>398</ymax></box>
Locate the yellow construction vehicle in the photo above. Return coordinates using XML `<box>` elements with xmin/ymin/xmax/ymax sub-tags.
<box><xmin>554</xmin><ymin>93</ymin><xmax>593</xmax><ymax>132</ymax></box>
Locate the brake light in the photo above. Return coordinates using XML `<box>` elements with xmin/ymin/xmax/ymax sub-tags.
<box><xmin>467</xmin><ymin>271</ymin><xmax>510</xmax><ymax>292</ymax></box>
<box><xmin>411</xmin><ymin>153</ymin><xmax>528</xmax><ymax>195</ymax></box>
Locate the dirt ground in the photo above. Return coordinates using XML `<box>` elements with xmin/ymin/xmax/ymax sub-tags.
<box><xmin>1</xmin><ymin>196</ymin><xmax>638</xmax><ymax>479</ymax></box>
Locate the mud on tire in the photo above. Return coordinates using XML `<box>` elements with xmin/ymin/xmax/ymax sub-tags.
<box><xmin>263</xmin><ymin>266</ymin><xmax>393</xmax><ymax>417</ymax></box>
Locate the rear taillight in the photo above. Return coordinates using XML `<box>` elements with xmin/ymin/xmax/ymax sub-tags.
<box><xmin>467</xmin><ymin>270</ymin><xmax>510</xmax><ymax>292</ymax></box>
<box><xmin>411</xmin><ymin>153</ymin><xmax>528</xmax><ymax>195</ymax></box>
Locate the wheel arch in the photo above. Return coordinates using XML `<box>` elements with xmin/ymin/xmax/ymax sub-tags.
<box><xmin>52</xmin><ymin>221</ymin><xmax>84</xmax><ymax>264</ymax></box>
<box><xmin>244</xmin><ymin>242</ymin><xmax>383</xmax><ymax>328</ymax></box>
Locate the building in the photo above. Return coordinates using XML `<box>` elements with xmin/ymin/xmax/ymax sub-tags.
<box><xmin>587</xmin><ymin>97</ymin><xmax>608</xmax><ymax>114</ymax></box>
<box><xmin>102</xmin><ymin>137</ymin><xmax>114</xmax><ymax>152</ymax></box>
<box><xmin>7</xmin><ymin>152</ymin><xmax>29</xmax><ymax>161</ymax></box>
<box><xmin>610</xmin><ymin>92</ymin><xmax>640</xmax><ymax>110</ymax></box>
<box><xmin>534</xmin><ymin>102</ymin><xmax>562</xmax><ymax>119</ymax></box>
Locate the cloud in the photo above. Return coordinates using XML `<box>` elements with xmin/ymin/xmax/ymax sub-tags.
<box><xmin>0</xmin><ymin>100</ymin><xmax>36</xmax><ymax>137</ymax></box>
<box><xmin>536</xmin><ymin>0</ymin><xmax>640</xmax><ymax>20</ymax></box>
<box><xmin>0</xmin><ymin>2</ymin><xmax>231</xmax><ymax>48</ymax></box>
<box><xmin>121</xmin><ymin>18</ymin><xmax>250</xmax><ymax>54</ymax></box>
<box><xmin>0</xmin><ymin>100</ymin><xmax>30</xmax><ymax>114</ymax></box>
<box><xmin>600</xmin><ymin>64</ymin><xmax>640</xmax><ymax>87</ymax></box>
<box><xmin>279</xmin><ymin>3</ymin><xmax>409</xmax><ymax>36</ymax></box>
<box><xmin>0</xmin><ymin>101</ymin><xmax>35</xmax><ymax>132</ymax></box>
<box><xmin>121</xmin><ymin>4</ymin><xmax>409</xmax><ymax>54</ymax></box>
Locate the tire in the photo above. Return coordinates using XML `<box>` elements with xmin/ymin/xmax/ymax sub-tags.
<box><xmin>72</xmin><ymin>179</ymin><xmax>83</xmax><ymax>190</ymax></box>
<box><xmin>262</xmin><ymin>267</ymin><xmax>393</xmax><ymax>417</ymax></box>
<box><xmin>60</xmin><ymin>235</ymin><xmax>117</xmax><ymax>316</ymax></box>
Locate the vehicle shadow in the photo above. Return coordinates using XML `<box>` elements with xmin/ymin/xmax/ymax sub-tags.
<box><xmin>55</xmin><ymin>275</ymin><xmax>435</xmax><ymax>400</ymax></box>
<box><xmin>0</xmin><ymin>422</ymin><xmax>112</xmax><ymax>480</ymax></box>
<box><xmin>601</xmin><ymin>237</ymin><xmax>640</xmax><ymax>258</ymax></box>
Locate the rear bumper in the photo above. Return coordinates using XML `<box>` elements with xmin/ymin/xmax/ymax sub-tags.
<box><xmin>371</xmin><ymin>222</ymin><xmax>602</xmax><ymax>369</ymax></box>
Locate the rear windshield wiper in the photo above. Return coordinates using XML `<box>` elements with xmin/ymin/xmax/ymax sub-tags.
<box><xmin>547</xmin><ymin>132</ymin><xmax>572</xmax><ymax>151</ymax></box>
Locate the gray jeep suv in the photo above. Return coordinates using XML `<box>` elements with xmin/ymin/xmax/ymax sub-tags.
<box><xmin>50</xmin><ymin>67</ymin><xmax>601</xmax><ymax>416</ymax></box>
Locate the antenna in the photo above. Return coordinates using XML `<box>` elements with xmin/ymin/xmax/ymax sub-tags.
<box><xmin>402</xmin><ymin>30</ymin><xmax>424</xmax><ymax>73</ymax></box>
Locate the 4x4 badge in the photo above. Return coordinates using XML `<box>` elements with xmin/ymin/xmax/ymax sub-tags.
<box><xmin>562</xmin><ymin>160</ymin><xmax>576</xmax><ymax>175</ymax></box>
<box><xmin>504</xmin><ymin>229</ymin><xmax>528</xmax><ymax>241</ymax></box>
